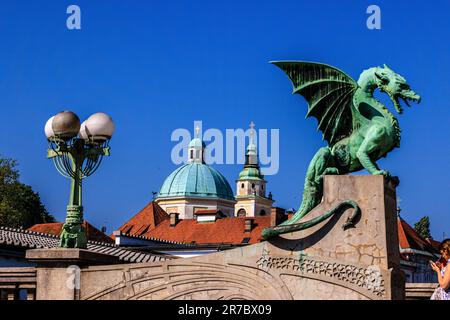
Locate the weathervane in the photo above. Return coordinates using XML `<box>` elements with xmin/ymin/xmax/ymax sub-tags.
<box><xmin>44</xmin><ymin>111</ymin><xmax>115</xmax><ymax>248</ymax></box>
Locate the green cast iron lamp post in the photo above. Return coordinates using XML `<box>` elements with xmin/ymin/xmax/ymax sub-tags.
<box><xmin>44</xmin><ymin>111</ymin><xmax>115</xmax><ymax>248</ymax></box>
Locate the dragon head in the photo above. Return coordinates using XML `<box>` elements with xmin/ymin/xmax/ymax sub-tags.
<box><xmin>374</xmin><ymin>64</ymin><xmax>421</xmax><ymax>114</ymax></box>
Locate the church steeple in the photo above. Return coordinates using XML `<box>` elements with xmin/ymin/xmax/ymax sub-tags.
<box><xmin>245</xmin><ymin>121</ymin><xmax>258</xmax><ymax>166</ymax></box>
<box><xmin>188</xmin><ymin>125</ymin><xmax>205</xmax><ymax>164</ymax></box>
<box><xmin>235</xmin><ymin>122</ymin><xmax>273</xmax><ymax>217</ymax></box>
<box><xmin>239</xmin><ymin>121</ymin><xmax>263</xmax><ymax>181</ymax></box>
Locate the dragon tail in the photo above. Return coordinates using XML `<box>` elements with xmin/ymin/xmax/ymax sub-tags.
<box><xmin>285</xmin><ymin>180</ymin><xmax>321</xmax><ymax>224</ymax></box>
<box><xmin>261</xmin><ymin>200</ymin><xmax>360</xmax><ymax>239</ymax></box>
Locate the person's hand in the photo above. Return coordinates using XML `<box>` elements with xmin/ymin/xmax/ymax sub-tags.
<box><xmin>430</xmin><ymin>260</ymin><xmax>441</xmax><ymax>273</ymax></box>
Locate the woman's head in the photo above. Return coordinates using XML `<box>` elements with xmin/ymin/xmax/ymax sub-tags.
<box><xmin>439</xmin><ymin>239</ymin><xmax>450</xmax><ymax>260</ymax></box>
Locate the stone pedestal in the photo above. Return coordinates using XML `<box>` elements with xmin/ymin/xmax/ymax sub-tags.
<box><xmin>264</xmin><ymin>174</ymin><xmax>405</xmax><ymax>299</ymax></box>
<box><xmin>26</xmin><ymin>248</ymin><xmax>119</xmax><ymax>300</ymax></box>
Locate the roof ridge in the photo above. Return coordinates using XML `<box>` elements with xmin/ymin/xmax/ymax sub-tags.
<box><xmin>1</xmin><ymin>225</ymin><xmax>119</xmax><ymax>246</ymax></box>
<box><xmin>153</xmin><ymin>202</ymin><xmax>170</xmax><ymax>226</ymax></box>
<box><xmin>0</xmin><ymin>225</ymin><xmax>60</xmax><ymax>239</ymax></box>
<box><xmin>398</xmin><ymin>217</ymin><xmax>438</xmax><ymax>254</ymax></box>
<box><xmin>0</xmin><ymin>226</ymin><xmax>170</xmax><ymax>262</ymax></box>
<box><xmin>117</xmin><ymin>231</ymin><xmax>195</xmax><ymax>246</ymax></box>
<box><xmin>87</xmin><ymin>239</ymin><xmax>116</xmax><ymax>247</ymax></box>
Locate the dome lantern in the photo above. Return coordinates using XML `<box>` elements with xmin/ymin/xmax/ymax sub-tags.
<box><xmin>188</xmin><ymin>125</ymin><xmax>205</xmax><ymax>164</ymax></box>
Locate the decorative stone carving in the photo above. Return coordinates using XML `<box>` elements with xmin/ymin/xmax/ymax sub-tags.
<box><xmin>257</xmin><ymin>250</ymin><xmax>386</xmax><ymax>298</ymax></box>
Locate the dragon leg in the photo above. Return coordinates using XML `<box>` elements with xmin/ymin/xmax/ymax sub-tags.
<box><xmin>283</xmin><ymin>147</ymin><xmax>337</xmax><ymax>225</ymax></box>
<box><xmin>261</xmin><ymin>147</ymin><xmax>358</xmax><ymax>239</ymax></box>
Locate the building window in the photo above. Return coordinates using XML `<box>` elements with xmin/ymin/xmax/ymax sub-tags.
<box><xmin>237</xmin><ymin>209</ymin><xmax>246</xmax><ymax>217</ymax></box>
<box><xmin>241</xmin><ymin>183</ymin><xmax>244</xmax><ymax>189</ymax></box>
<box><xmin>190</xmin><ymin>150</ymin><xmax>194</xmax><ymax>159</ymax></box>
<box><xmin>260</xmin><ymin>210</ymin><xmax>266</xmax><ymax>216</ymax></box>
<box><xmin>252</xmin><ymin>183</ymin><xmax>255</xmax><ymax>189</ymax></box>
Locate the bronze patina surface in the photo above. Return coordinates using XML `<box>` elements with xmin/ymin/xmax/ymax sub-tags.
<box><xmin>262</xmin><ymin>62</ymin><xmax>420</xmax><ymax>238</ymax></box>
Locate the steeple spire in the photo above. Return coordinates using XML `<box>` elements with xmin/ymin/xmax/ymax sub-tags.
<box><xmin>235</xmin><ymin>121</ymin><xmax>273</xmax><ymax>217</ymax></box>
<box><xmin>246</xmin><ymin>121</ymin><xmax>258</xmax><ymax>166</ymax></box>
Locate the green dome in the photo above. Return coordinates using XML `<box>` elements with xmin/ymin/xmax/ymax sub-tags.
<box><xmin>157</xmin><ymin>163</ymin><xmax>235</xmax><ymax>200</ymax></box>
<box><xmin>238</xmin><ymin>166</ymin><xmax>264</xmax><ymax>181</ymax></box>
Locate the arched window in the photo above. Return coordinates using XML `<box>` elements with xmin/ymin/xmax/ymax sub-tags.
<box><xmin>190</xmin><ymin>149</ymin><xmax>194</xmax><ymax>159</ymax></box>
<box><xmin>260</xmin><ymin>210</ymin><xmax>266</xmax><ymax>216</ymax></box>
<box><xmin>241</xmin><ymin>183</ymin><xmax>244</xmax><ymax>189</ymax></box>
<box><xmin>252</xmin><ymin>183</ymin><xmax>255</xmax><ymax>189</ymax></box>
<box><xmin>237</xmin><ymin>209</ymin><xmax>246</xmax><ymax>217</ymax></box>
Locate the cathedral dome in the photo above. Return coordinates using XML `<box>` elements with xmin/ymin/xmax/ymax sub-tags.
<box><xmin>157</xmin><ymin>163</ymin><xmax>235</xmax><ymax>201</ymax></box>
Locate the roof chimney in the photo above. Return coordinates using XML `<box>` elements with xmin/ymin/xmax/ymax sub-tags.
<box><xmin>244</xmin><ymin>218</ymin><xmax>254</xmax><ymax>233</ymax></box>
<box><xmin>270</xmin><ymin>207</ymin><xmax>287</xmax><ymax>227</ymax></box>
<box><xmin>112</xmin><ymin>230</ymin><xmax>121</xmax><ymax>245</ymax></box>
<box><xmin>169</xmin><ymin>213</ymin><xmax>179</xmax><ymax>227</ymax></box>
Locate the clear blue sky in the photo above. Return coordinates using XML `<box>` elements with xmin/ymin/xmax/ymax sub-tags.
<box><xmin>0</xmin><ymin>1</ymin><xmax>448</xmax><ymax>239</ymax></box>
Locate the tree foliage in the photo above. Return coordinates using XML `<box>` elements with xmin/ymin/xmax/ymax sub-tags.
<box><xmin>414</xmin><ymin>216</ymin><xmax>431</xmax><ymax>239</ymax></box>
<box><xmin>0</xmin><ymin>157</ymin><xmax>54</xmax><ymax>228</ymax></box>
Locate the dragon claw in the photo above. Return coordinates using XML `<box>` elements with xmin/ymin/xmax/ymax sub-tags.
<box><xmin>373</xmin><ymin>170</ymin><xmax>391</xmax><ymax>178</ymax></box>
<box><xmin>373</xmin><ymin>170</ymin><xmax>399</xmax><ymax>186</ymax></box>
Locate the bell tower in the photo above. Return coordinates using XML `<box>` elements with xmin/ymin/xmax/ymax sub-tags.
<box><xmin>235</xmin><ymin>122</ymin><xmax>274</xmax><ymax>217</ymax></box>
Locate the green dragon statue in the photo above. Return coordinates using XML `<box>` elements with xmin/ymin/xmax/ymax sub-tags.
<box><xmin>262</xmin><ymin>62</ymin><xmax>420</xmax><ymax>239</ymax></box>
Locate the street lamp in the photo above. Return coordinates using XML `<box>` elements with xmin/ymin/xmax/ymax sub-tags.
<box><xmin>45</xmin><ymin>111</ymin><xmax>115</xmax><ymax>248</ymax></box>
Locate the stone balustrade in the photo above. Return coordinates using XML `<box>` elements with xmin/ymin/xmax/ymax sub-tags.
<box><xmin>0</xmin><ymin>267</ymin><xmax>36</xmax><ymax>300</ymax></box>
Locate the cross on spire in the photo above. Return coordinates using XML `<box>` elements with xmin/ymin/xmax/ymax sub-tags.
<box><xmin>249</xmin><ymin>121</ymin><xmax>255</xmax><ymax>143</ymax></box>
<box><xmin>247</xmin><ymin>121</ymin><xmax>257</xmax><ymax>165</ymax></box>
<box><xmin>195</xmin><ymin>125</ymin><xmax>200</xmax><ymax>138</ymax></box>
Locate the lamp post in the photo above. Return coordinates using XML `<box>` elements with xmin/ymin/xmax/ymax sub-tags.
<box><xmin>45</xmin><ymin>111</ymin><xmax>115</xmax><ymax>248</ymax></box>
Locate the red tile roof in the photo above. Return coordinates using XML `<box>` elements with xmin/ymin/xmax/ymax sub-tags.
<box><xmin>142</xmin><ymin>216</ymin><xmax>271</xmax><ymax>245</ymax></box>
<box><xmin>27</xmin><ymin>221</ymin><xmax>114</xmax><ymax>244</ymax></box>
<box><xmin>114</xmin><ymin>201</ymin><xmax>441</xmax><ymax>255</ymax></box>
<box><xmin>427</xmin><ymin>238</ymin><xmax>441</xmax><ymax>251</ymax></box>
<box><xmin>397</xmin><ymin>217</ymin><xmax>439</xmax><ymax>254</ymax></box>
<box><xmin>114</xmin><ymin>201</ymin><xmax>169</xmax><ymax>238</ymax></box>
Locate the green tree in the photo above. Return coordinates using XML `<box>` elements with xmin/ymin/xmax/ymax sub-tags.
<box><xmin>0</xmin><ymin>157</ymin><xmax>54</xmax><ymax>228</ymax></box>
<box><xmin>414</xmin><ymin>216</ymin><xmax>431</xmax><ymax>239</ymax></box>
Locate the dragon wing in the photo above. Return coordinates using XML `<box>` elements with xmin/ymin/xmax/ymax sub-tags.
<box><xmin>272</xmin><ymin>61</ymin><xmax>358</xmax><ymax>146</ymax></box>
